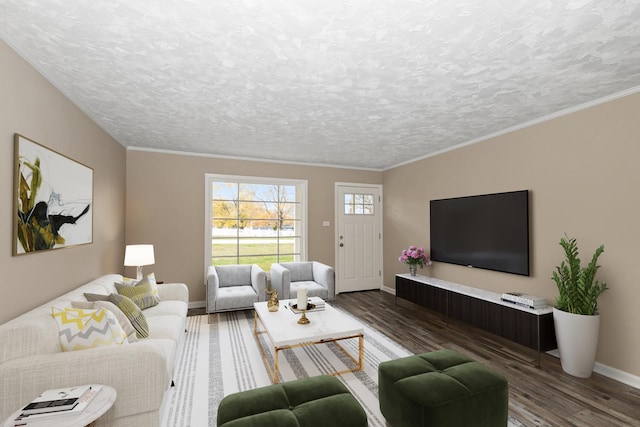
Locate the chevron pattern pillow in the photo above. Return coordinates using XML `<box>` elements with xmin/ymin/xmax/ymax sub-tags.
<box><xmin>84</xmin><ymin>293</ymin><xmax>150</xmax><ymax>339</ymax></box>
<box><xmin>52</xmin><ymin>307</ymin><xmax>128</xmax><ymax>351</ymax></box>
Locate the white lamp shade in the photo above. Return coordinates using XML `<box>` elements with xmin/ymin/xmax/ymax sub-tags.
<box><xmin>124</xmin><ymin>244</ymin><xmax>155</xmax><ymax>267</ymax></box>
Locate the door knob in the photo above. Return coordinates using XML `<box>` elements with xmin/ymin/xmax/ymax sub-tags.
<box><xmin>339</xmin><ymin>243</ymin><xmax>344</xmax><ymax>247</ymax></box>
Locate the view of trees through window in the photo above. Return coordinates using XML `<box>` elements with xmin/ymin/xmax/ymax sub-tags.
<box><xmin>210</xmin><ymin>181</ymin><xmax>302</xmax><ymax>271</ymax></box>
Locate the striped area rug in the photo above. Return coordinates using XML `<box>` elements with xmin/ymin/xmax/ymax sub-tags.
<box><xmin>162</xmin><ymin>310</ymin><xmax>523</xmax><ymax>427</ymax></box>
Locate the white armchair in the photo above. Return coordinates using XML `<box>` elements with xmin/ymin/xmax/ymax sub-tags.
<box><xmin>206</xmin><ymin>264</ymin><xmax>267</xmax><ymax>313</ymax></box>
<box><xmin>270</xmin><ymin>261</ymin><xmax>335</xmax><ymax>301</ymax></box>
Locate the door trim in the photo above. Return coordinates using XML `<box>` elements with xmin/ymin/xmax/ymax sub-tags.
<box><xmin>334</xmin><ymin>182</ymin><xmax>384</xmax><ymax>295</ymax></box>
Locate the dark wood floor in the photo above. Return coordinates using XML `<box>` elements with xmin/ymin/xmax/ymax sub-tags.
<box><xmin>190</xmin><ymin>291</ymin><xmax>640</xmax><ymax>426</ymax></box>
<box><xmin>330</xmin><ymin>290</ymin><xmax>640</xmax><ymax>427</ymax></box>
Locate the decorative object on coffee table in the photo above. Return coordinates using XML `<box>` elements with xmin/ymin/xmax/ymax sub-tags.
<box><xmin>266</xmin><ymin>289</ymin><xmax>279</xmax><ymax>312</ymax></box>
<box><xmin>552</xmin><ymin>234</ymin><xmax>608</xmax><ymax>378</ymax></box>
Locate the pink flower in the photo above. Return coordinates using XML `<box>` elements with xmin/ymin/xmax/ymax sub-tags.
<box><xmin>398</xmin><ymin>245</ymin><xmax>431</xmax><ymax>269</ymax></box>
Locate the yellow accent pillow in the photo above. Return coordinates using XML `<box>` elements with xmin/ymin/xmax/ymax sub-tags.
<box><xmin>52</xmin><ymin>307</ymin><xmax>128</xmax><ymax>351</ymax></box>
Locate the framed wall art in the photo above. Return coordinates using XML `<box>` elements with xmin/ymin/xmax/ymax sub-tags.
<box><xmin>13</xmin><ymin>134</ymin><xmax>93</xmax><ymax>255</ymax></box>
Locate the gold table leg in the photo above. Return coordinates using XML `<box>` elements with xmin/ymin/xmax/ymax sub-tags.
<box><xmin>253</xmin><ymin>310</ymin><xmax>365</xmax><ymax>383</ymax></box>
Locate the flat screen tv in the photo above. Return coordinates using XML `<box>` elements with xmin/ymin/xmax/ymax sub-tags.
<box><xmin>430</xmin><ymin>190</ymin><xmax>530</xmax><ymax>276</ymax></box>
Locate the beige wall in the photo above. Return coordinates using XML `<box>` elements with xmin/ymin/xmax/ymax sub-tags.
<box><xmin>125</xmin><ymin>150</ymin><xmax>382</xmax><ymax>302</ymax></box>
<box><xmin>0</xmin><ymin>41</ymin><xmax>126</xmax><ymax>324</ymax></box>
<box><xmin>383</xmin><ymin>92</ymin><xmax>640</xmax><ymax>377</ymax></box>
<box><xmin>3</xmin><ymin>34</ymin><xmax>638</xmax><ymax>379</ymax></box>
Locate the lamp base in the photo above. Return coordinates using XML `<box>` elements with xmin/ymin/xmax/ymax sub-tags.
<box><xmin>136</xmin><ymin>266</ymin><xmax>144</xmax><ymax>281</ymax></box>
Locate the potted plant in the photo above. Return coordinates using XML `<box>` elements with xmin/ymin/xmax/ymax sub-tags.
<box><xmin>551</xmin><ymin>235</ymin><xmax>608</xmax><ymax>378</ymax></box>
<box><xmin>399</xmin><ymin>245</ymin><xmax>431</xmax><ymax>276</ymax></box>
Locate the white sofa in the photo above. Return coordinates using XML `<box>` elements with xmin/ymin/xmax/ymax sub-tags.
<box><xmin>0</xmin><ymin>274</ymin><xmax>188</xmax><ymax>427</ymax></box>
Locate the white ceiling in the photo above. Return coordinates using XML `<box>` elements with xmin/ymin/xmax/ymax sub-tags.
<box><xmin>2</xmin><ymin>1</ymin><xmax>640</xmax><ymax>170</ymax></box>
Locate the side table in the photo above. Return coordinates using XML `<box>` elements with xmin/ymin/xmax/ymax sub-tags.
<box><xmin>3</xmin><ymin>385</ymin><xmax>116</xmax><ymax>427</ymax></box>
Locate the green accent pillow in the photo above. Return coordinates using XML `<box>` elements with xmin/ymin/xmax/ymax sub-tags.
<box><xmin>120</xmin><ymin>272</ymin><xmax>160</xmax><ymax>301</ymax></box>
<box><xmin>114</xmin><ymin>276</ymin><xmax>160</xmax><ymax>310</ymax></box>
<box><xmin>84</xmin><ymin>292</ymin><xmax>150</xmax><ymax>338</ymax></box>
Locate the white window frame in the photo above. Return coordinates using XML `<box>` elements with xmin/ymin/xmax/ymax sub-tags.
<box><xmin>204</xmin><ymin>174</ymin><xmax>308</xmax><ymax>277</ymax></box>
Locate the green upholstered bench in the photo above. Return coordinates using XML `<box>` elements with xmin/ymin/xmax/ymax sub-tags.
<box><xmin>217</xmin><ymin>375</ymin><xmax>368</xmax><ymax>427</ymax></box>
<box><xmin>379</xmin><ymin>349</ymin><xmax>509</xmax><ymax>427</ymax></box>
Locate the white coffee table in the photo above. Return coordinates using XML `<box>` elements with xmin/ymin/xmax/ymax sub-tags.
<box><xmin>253</xmin><ymin>300</ymin><xmax>364</xmax><ymax>383</ymax></box>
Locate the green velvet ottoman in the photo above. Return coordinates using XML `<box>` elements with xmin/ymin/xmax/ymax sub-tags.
<box><xmin>217</xmin><ymin>375</ymin><xmax>367</xmax><ymax>427</ymax></box>
<box><xmin>378</xmin><ymin>349</ymin><xmax>508</xmax><ymax>427</ymax></box>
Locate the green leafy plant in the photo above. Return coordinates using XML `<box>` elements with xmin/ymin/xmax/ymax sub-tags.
<box><xmin>552</xmin><ymin>235</ymin><xmax>608</xmax><ymax>315</ymax></box>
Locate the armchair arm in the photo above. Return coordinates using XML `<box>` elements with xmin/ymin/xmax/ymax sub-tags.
<box><xmin>312</xmin><ymin>262</ymin><xmax>336</xmax><ymax>299</ymax></box>
<box><xmin>269</xmin><ymin>263</ymin><xmax>291</xmax><ymax>300</ymax></box>
<box><xmin>251</xmin><ymin>265</ymin><xmax>268</xmax><ymax>302</ymax></box>
<box><xmin>206</xmin><ymin>266</ymin><xmax>220</xmax><ymax>312</ymax></box>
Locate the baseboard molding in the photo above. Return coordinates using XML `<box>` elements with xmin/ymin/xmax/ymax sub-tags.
<box><xmin>546</xmin><ymin>351</ymin><xmax>639</xmax><ymax>389</ymax></box>
<box><xmin>189</xmin><ymin>300</ymin><xmax>206</xmax><ymax>309</ymax></box>
<box><xmin>594</xmin><ymin>362</ymin><xmax>640</xmax><ymax>390</ymax></box>
<box><xmin>381</xmin><ymin>285</ymin><xmax>395</xmax><ymax>295</ymax></box>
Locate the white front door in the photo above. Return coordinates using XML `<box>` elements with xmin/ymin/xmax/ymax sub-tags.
<box><xmin>336</xmin><ymin>184</ymin><xmax>382</xmax><ymax>293</ymax></box>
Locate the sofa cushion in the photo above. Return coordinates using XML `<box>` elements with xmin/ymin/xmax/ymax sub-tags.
<box><xmin>72</xmin><ymin>301</ymin><xmax>138</xmax><ymax>343</ymax></box>
<box><xmin>216</xmin><ymin>265</ymin><xmax>253</xmax><ymax>287</ymax></box>
<box><xmin>115</xmin><ymin>276</ymin><xmax>160</xmax><ymax>310</ymax></box>
<box><xmin>215</xmin><ymin>286</ymin><xmax>258</xmax><ymax>311</ymax></box>
<box><xmin>85</xmin><ymin>293</ymin><xmax>150</xmax><ymax>339</ymax></box>
<box><xmin>281</xmin><ymin>262</ymin><xmax>314</xmax><ymax>282</ymax></box>
<box><xmin>51</xmin><ymin>307</ymin><xmax>128</xmax><ymax>351</ymax></box>
<box><xmin>290</xmin><ymin>281</ymin><xmax>328</xmax><ymax>300</ymax></box>
<box><xmin>143</xmin><ymin>300</ymin><xmax>188</xmax><ymax>318</ymax></box>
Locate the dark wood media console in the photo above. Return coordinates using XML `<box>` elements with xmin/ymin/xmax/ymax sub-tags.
<box><xmin>396</xmin><ymin>274</ymin><xmax>557</xmax><ymax>354</ymax></box>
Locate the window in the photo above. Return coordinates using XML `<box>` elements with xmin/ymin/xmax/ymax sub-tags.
<box><xmin>344</xmin><ymin>193</ymin><xmax>375</xmax><ymax>215</ymax></box>
<box><xmin>205</xmin><ymin>174</ymin><xmax>307</xmax><ymax>271</ymax></box>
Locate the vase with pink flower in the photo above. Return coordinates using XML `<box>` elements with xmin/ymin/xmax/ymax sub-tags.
<box><xmin>399</xmin><ymin>245</ymin><xmax>432</xmax><ymax>276</ymax></box>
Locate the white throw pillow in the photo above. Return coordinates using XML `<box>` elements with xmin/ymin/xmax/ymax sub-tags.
<box><xmin>72</xmin><ymin>300</ymin><xmax>138</xmax><ymax>342</ymax></box>
<box><xmin>52</xmin><ymin>307</ymin><xmax>128</xmax><ymax>351</ymax></box>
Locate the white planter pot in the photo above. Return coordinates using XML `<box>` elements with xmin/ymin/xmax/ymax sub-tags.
<box><xmin>552</xmin><ymin>308</ymin><xmax>600</xmax><ymax>378</ymax></box>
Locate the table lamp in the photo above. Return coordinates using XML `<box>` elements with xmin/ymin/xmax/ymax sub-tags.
<box><xmin>124</xmin><ymin>244</ymin><xmax>155</xmax><ymax>280</ymax></box>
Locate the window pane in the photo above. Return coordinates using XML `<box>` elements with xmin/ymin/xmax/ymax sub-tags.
<box><xmin>212</xmin><ymin>200</ymin><xmax>236</xmax><ymax>219</ymax></box>
<box><xmin>239</xmin><ymin>238</ymin><xmax>274</xmax><ymax>256</ymax></box>
<box><xmin>209</xmin><ymin>177</ymin><xmax>305</xmax><ymax>270</ymax></box>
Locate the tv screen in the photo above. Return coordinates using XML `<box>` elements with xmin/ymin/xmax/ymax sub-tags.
<box><xmin>430</xmin><ymin>190</ymin><xmax>530</xmax><ymax>276</ymax></box>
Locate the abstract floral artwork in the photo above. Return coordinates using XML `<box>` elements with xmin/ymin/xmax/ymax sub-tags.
<box><xmin>13</xmin><ymin>134</ymin><xmax>93</xmax><ymax>255</ymax></box>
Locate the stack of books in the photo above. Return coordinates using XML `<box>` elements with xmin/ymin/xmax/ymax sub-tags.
<box><xmin>307</xmin><ymin>296</ymin><xmax>325</xmax><ymax>311</ymax></box>
<box><xmin>289</xmin><ymin>297</ymin><xmax>326</xmax><ymax>313</ymax></box>
<box><xmin>13</xmin><ymin>385</ymin><xmax>102</xmax><ymax>426</ymax></box>
<box><xmin>501</xmin><ymin>292</ymin><xmax>547</xmax><ymax>309</ymax></box>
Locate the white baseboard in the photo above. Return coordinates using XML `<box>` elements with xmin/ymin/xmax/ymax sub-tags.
<box><xmin>546</xmin><ymin>350</ymin><xmax>640</xmax><ymax>389</ymax></box>
<box><xmin>189</xmin><ymin>300</ymin><xmax>206</xmax><ymax>309</ymax></box>
<box><xmin>381</xmin><ymin>285</ymin><xmax>395</xmax><ymax>295</ymax></box>
<box><xmin>594</xmin><ymin>362</ymin><xmax>640</xmax><ymax>389</ymax></box>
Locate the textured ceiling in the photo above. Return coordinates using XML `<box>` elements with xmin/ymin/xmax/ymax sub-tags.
<box><xmin>2</xmin><ymin>1</ymin><xmax>640</xmax><ymax>170</ymax></box>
